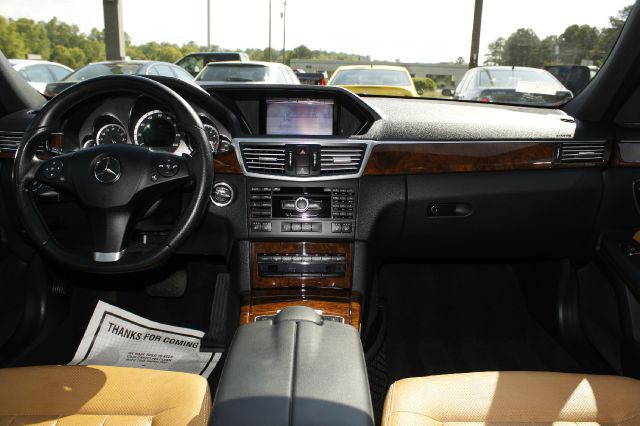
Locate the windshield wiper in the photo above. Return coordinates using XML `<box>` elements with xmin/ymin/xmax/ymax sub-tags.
<box><xmin>225</xmin><ymin>77</ymin><xmax>253</xmax><ymax>82</ymax></box>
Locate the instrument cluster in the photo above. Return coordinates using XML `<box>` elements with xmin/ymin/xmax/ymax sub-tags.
<box><xmin>72</xmin><ymin>95</ymin><xmax>224</xmax><ymax>155</ymax></box>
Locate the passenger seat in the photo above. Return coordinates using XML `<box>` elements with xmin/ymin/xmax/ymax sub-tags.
<box><xmin>382</xmin><ymin>371</ymin><xmax>640</xmax><ymax>425</ymax></box>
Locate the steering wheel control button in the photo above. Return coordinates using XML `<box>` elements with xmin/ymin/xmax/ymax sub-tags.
<box><xmin>157</xmin><ymin>157</ymin><xmax>179</xmax><ymax>177</ymax></box>
<box><xmin>93</xmin><ymin>156</ymin><xmax>122</xmax><ymax>184</ymax></box>
<box><xmin>210</xmin><ymin>182</ymin><xmax>234</xmax><ymax>207</ymax></box>
<box><xmin>43</xmin><ymin>160</ymin><xmax>64</xmax><ymax>180</ymax></box>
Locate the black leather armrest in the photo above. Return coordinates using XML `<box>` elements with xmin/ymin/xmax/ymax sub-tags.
<box><xmin>211</xmin><ymin>306</ymin><xmax>374</xmax><ymax>426</ymax></box>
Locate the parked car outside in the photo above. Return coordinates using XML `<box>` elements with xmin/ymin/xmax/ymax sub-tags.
<box><xmin>9</xmin><ymin>59</ymin><xmax>73</xmax><ymax>95</ymax></box>
<box><xmin>327</xmin><ymin>65</ymin><xmax>420</xmax><ymax>97</ymax></box>
<box><xmin>44</xmin><ymin>60</ymin><xmax>194</xmax><ymax>97</ymax></box>
<box><xmin>448</xmin><ymin>66</ymin><xmax>573</xmax><ymax>105</ymax></box>
<box><xmin>176</xmin><ymin>52</ymin><xmax>250</xmax><ymax>76</ymax></box>
<box><xmin>544</xmin><ymin>64</ymin><xmax>599</xmax><ymax>96</ymax></box>
<box><xmin>294</xmin><ymin>69</ymin><xmax>328</xmax><ymax>85</ymax></box>
<box><xmin>194</xmin><ymin>61</ymin><xmax>300</xmax><ymax>85</ymax></box>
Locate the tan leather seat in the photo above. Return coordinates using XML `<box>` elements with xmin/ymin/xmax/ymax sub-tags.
<box><xmin>0</xmin><ymin>365</ymin><xmax>211</xmax><ymax>426</ymax></box>
<box><xmin>383</xmin><ymin>371</ymin><xmax>640</xmax><ymax>426</ymax></box>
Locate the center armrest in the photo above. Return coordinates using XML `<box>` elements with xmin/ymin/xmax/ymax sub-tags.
<box><xmin>211</xmin><ymin>306</ymin><xmax>374</xmax><ymax>426</ymax></box>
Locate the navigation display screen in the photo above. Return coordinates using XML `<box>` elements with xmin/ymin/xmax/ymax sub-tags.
<box><xmin>266</xmin><ymin>99</ymin><xmax>334</xmax><ymax>135</ymax></box>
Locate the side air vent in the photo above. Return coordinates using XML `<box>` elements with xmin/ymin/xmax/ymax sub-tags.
<box><xmin>0</xmin><ymin>130</ymin><xmax>24</xmax><ymax>155</ymax></box>
<box><xmin>241</xmin><ymin>145</ymin><xmax>286</xmax><ymax>175</ymax></box>
<box><xmin>558</xmin><ymin>141</ymin><xmax>607</xmax><ymax>164</ymax></box>
<box><xmin>320</xmin><ymin>145</ymin><xmax>365</xmax><ymax>175</ymax></box>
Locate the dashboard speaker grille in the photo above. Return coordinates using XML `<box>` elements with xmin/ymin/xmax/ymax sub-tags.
<box><xmin>241</xmin><ymin>145</ymin><xmax>286</xmax><ymax>175</ymax></box>
<box><xmin>558</xmin><ymin>141</ymin><xmax>607</xmax><ymax>163</ymax></box>
<box><xmin>320</xmin><ymin>145</ymin><xmax>365</xmax><ymax>175</ymax></box>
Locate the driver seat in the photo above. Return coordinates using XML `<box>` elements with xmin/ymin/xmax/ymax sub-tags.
<box><xmin>0</xmin><ymin>365</ymin><xmax>211</xmax><ymax>425</ymax></box>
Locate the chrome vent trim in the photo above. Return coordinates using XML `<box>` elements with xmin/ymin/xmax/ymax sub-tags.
<box><xmin>240</xmin><ymin>145</ymin><xmax>286</xmax><ymax>175</ymax></box>
<box><xmin>320</xmin><ymin>146</ymin><xmax>365</xmax><ymax>175</ymax></box>
<box><xmin>0</xmin><ymin>130</ymin><xmax>24</xmax><ymax>154</ymax></box>
<box><xmin>558</xmin><ymin>141</ymin><xmax>607</xmax><ymax>163</ymax></box>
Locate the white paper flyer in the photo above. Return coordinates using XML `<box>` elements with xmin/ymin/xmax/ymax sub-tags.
<box><xmin>70</xmin><ymin>300</ymin><xmax>220</xmax><ymax>378</ymax></box>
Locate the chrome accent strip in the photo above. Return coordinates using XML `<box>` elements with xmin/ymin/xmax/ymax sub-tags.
<box><xmin>93</xmin><ymin>249</ymin><xmax>127</xmax><ymax>262</ymax></box>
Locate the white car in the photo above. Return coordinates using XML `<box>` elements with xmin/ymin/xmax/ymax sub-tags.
<box><xmin>194</xmin><ymin>61</ymin><xmax>300</xmax><ymax>85</ymax></box>
<box><xmin>9</xmin><ymin>59</ymin><xmax>73</xmax><ymax>95</ymax></box>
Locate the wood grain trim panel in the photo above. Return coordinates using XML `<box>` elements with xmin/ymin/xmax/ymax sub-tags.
<box><xmin>251</xmin><ymin>242</ymin><xmax>352</xmax><ymax>289</ymax></box>
<box><xmin>213</xmin><ymin>148</ymin><xmax>242</xmax><ymax>173</ymax></box>
<box><xmin>364</xmin><ymin>142</ymin><xmax>559</xmax><ymax>175</ymax></box>
<box><xmin>611</xmin><ymin>141</ymin><xmax>640</xmax><ymax>167</ymax></box>
<box><xmin>239</xmin><ymin>290</ymin><xmax>362</xmax><ymax>329</ymax></box>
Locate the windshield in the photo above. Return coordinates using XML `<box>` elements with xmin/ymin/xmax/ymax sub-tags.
<box><xmin>65</xmin><ymin>63</ymin><xmax>143</xmax><ymax>82</ymax></box>
<box><xmin>0</xmin><ymin>0</ymin><xmax>632</xmax><ymax>106</ymax></box>
<box><xmin>331</xmin><ymin>69</ymin><xmax>412</xmax><ymax>86</ymax></box>
<box><xmin>197</xmin><ymin>64</ymin><xmax>268</xmax><ymax>82</ymax></box>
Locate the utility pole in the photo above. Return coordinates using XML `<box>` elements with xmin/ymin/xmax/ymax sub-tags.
<box><xmin>207</xmin><ymin>0</ymin><xmax>212</xmax><ymax>51</ymax></box>
<box><xmin>282</xmin><ymin>0</ymin><xmax>287</xmax><ymax>63</ymax></box>
<box><xmin>268</xmin><ymin>0</ymin><xmax>272</xmax><ymax>61</ymax></box>
<box><xmin>103</xmin><ymin>0</ymin><xmax>125</xmax><ymax>60</ymax></box>
<box><xmin>469</xmin><ymin>0</ymin><xmax>483</xmax><ymax>69</ymax></box>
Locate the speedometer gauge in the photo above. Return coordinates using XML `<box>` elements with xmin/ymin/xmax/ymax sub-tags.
<box><xmin>134</xmin><ymin>110</ymin><xmax>179</xmax><ymax>147</ymax></box>
<box><xmin>96</xmin><ymin>123</ymin><xmax>127</xmax><ymax>145</ymax></box>
<box><xmin>203</xmin><ymin>124</ymin><xmax>220</xmax><ymax>153</ymax></box>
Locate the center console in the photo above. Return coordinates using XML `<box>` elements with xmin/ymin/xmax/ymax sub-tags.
<box><xmin>240</xmin><ymin>177</ymin><xmax>362</xmax><ymax>329</ymax></box>
<box><xmin>212</xmin><ymin>306</ymin><xmax>374</xmax><ymax>426</ymax></box>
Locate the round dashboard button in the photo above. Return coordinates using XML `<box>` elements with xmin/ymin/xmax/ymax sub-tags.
<box><xmin>295</xmin><ymin>197</ymin><xmax>309</xmax><ymax>213</ymax></box>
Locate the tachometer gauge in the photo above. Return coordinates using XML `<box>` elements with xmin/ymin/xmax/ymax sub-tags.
<box><xmin>203</xmin><ymin>124</ymin><xmax>220</xmax><ymax>153</ymax></box>
<box><xmin>134</xmin><ymin>110</ymin><xmax>179</xmax><ymax>147</ymax></box>
<box><xmin>96</xmin><ymin>123</ymin><xmax>127</xmax><ymax>145</ymax></box>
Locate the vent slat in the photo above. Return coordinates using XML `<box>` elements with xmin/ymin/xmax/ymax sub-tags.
<box><xmin>241</xmin><ymin>144</ymin><xmax>286</xmax><ymax>175</ymax></box>
<box><xmin>320</xmin><ymin>145</ymin><xmax>365</xmax><ymax>176</ymax></box>
<box><xmin>559</xmin><ymin>141</ymin><xmax>607</xmax><ymax>164</ymax></box>
<box><xmin>0</xmin><ymin>130</ymin><xmax>25</xmax><ymax>154</ymax></box>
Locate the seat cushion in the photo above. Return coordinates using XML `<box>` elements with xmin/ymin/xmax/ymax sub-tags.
<box><xmin>0</xmin><ymin>365</ymin><xmax>210</xmax><ymax>426</ymax></box>
<box><xmin>383</xmin><ymin>371</ymin><xmax>640</xmax><ymax>426</ymax></box>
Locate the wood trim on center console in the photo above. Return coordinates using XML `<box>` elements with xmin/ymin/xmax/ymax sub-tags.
<box><xmin>213</xmin><ymin>148</ymin><xmax>242</xmax><ymax>174</ymax></box>
<box><xmin>240</xmin><ymin>290</ymin><xmax>362</xmax><ymax>329</ymax></box>
<box><xmin>251</xmin><ymin>242</ymin><xmax>352</xmax><ymax>289</ymax></box>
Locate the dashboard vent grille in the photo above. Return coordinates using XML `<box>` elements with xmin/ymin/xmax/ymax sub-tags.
<box><xmin>320</xmin><ymin>145</ymin><xmax>365</xmax><ymax>175</ymax></box>
<box><xmin>241</xmin><ymin>145</ymin><xmax>286</xmax><ymax>175</ymax></box>
<box><xmin>558</xmin><ymin>141</ymin><xmax>607</xmax><ymax>163</ymax></box>
<box><xmin>0</xmin><ymin>130</ymin><xmax>24</xmax><ymax>155</ymax></box>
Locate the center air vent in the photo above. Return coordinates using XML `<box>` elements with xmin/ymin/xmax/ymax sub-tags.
<box><xmin>0</xmin><ymin>130</ymin><xmax>25</xmax><ymax>155</ymax></box>
<box><xmin>320</xmin><ymin>145</ymin><xmax>365</xmax><ymax>175</ymax></box>
<box><xmin>558</xmin><ymin>141</ymin><xmax>608</xmax><ymax>164</ymax></box>
<box><xmin>241</xmin><ymin>145</ymin><xmax>286</xmax><ymax>175</ymax></box>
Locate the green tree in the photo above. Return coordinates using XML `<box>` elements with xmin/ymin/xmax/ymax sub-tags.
<box><xmin>598</xmin><ymin>4</ymin><xmax>633</xmax><ymax>64</ymax></box>
<box><xmin>484</xmin><ymin>37</ymin><xmax>505</xmax><ymax>65</ymax></box>
<box><xmin>558</xmin><ymin>24</ymin><xmax>600</xmax><ymax>64</ymax></box>
<box><xmin>14</xmin><ymin>18</ymin><xmax>50</xmax><ymax>58</ymax></box>
<box><xmin>50</xmin><ymin>45</ymin><xmax>86</xmax><ymax>68</ymax></box>
<box><xmin>503</xmin><ymin>28</ymin><xmax>542</xmax><ymax>67</ymax></box>
<box><xmin>0</xmin><ymin>16</ymin><xmax>27</xmax><ymax>58</ymax></box>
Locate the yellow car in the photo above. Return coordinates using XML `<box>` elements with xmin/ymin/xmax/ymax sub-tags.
<box><xmin>327</xmin><ymin>64</ymin><xmax>420</xmax><ymax>97</ymax></box>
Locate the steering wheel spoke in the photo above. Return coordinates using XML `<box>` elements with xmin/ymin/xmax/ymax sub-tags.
<box><xmin>88</xmin><ymin>208</ymin><xmax>133</xmax><ymax>262</ymax></box>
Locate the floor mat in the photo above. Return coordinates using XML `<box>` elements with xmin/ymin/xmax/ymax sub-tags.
<box><xmin>378</xmin><ymin>263</ymin><xmax>597</xmax><ymax>385</ymax></box>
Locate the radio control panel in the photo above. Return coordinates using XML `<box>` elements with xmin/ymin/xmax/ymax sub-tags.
<box><xmin>247</xmin><ymin>180</ymin><xmax>357</xmax><ymax>239</ymax></box>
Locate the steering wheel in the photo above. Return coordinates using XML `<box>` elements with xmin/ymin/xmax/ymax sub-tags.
<box><xmin>13</xmin><ymin>75</ymin><xmax>214</xmax><ymax>274</ymax></box>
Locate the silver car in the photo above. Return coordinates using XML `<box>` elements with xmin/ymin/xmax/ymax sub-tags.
<box><xmin>450</xmin><ymin>66</ymin><xmax>573</xmax><ymax>105</ymax></box>
<box><xmin>194</xmin><ymin>61</ymin><xmax>300</xmax><ymax>85</ymax></box>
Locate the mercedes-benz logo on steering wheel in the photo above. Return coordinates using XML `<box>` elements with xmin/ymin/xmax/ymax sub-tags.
<box><xmin>94</xmin><ymin>156</ymin><xmax>122</xmax><ymax>184</ymax></box>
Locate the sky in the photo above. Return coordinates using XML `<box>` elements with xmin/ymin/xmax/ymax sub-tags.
<box><xmin>0</xmin><ymin>0</ymin><xmax>633</xmax><ymax>63</ymax></box>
